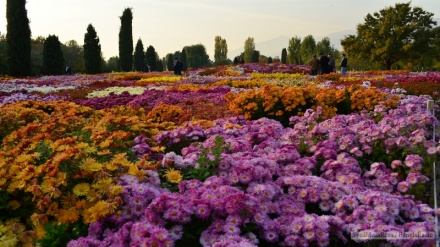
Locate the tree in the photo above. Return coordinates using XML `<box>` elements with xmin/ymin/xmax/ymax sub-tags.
<box><xmin>267</xmin><ymin>57</ymin><xmax>273</xmax><ymax>64</ymax></box>
<box><xmin>6</xmin><ymin>0</ymin><xmax>31</xmax><ymax>76</ymax></box>
<box><xmin>214</xmin><ymin>36</ymin><xmax>228</xmax><ymax>65</ymax></box>
<box><xmin>252</xmin><ymin>50</ymin><xmax>260</xmax><ymax>63</ymax></box>
<box><xmin>281</xmin><ymin>48</ymin><xmax>287</xmax><ymax>64</ymax></box>
<box><xmin>341</xmin><ymin>2</ymin><xmax>437</xmax><ymax>70</ymax></box>
<box><xmin>0</xmin><ymin>34</ymin><xmax>7</xmax><ymax>75</ymax></box>
<box><xmin>184</xmin><ymin>45</ymin><xmax>209</xmax><ymax>69</ymax></box>
<box><xmin>63</xmin><ymin>40</ymin><xmax>84</xmax><ymax>73</ymax></box>
<box><xmin>243</xmin><ymin>37</ymin><xmax>255</xmax><ymax>63</ymax></box>
<box><xmin>316</xmin><ymin>37</ymin><xmax>334</xmax><ymax>56</ymax></box>
<box><xmin>119</xmin><ymin>8</ymin><xmax>133</xmax><ymax>72</ymax></box>
<box><xmin>42</xmin><ymin>35</ymin><xmax>65</xmax><ymax>75</ymax></box>
<box><xmin>181</xmin><ymin>49</ymin><xmax>187</xmax><ymax>71</ymax></box>
<box><xmin>166</xmin><ymin>53</ymin><xmax>174</xmax><ymax>71</ymax></box>
<box><xmin>287</xmin><ymin>36</ymin><xmax>301</xmax><ymax>64</ymax></box>
<box><xmin>106</xmin><ymin>56</ymin><xmax>119</xmax><ymax>72</ymax></box>
<box><xmin>300</xmin><ymin>35</ymin><xmax>316</xmax><ymax>64</ymax></box>
<box><xmin>145</xmin><ymin>45</ymin><xmax>159</xmax><ymax>71</ymax></box>
<box><xmin>84</xmin><ymin>24</ymin><xmax>102</xmax><ymax>74</ymax></box>
<box><xmin>133</xmin><ymin>39</ymin><xmax>146</xmax><ymax>71</ymax></box>
<box><xmin>30</xmin><ymin>36</ymin><xmax>45</xmax><ymax>75</ymax></box>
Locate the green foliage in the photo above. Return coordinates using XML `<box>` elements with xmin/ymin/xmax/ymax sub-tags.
<box><xmin>42</xmin><ymin>35</ymin><xmax>65</xmax><ymax>75</ymax></box>
<box><xmin>166</xmin><ymin>53</ymin><xmax>174</xmax><ymax>71</ymax></box>
<box><xmin>181</xmin><ymin>49</ymin><xmax>187</xmax><ymax>71</ymax></box>
<box><xmin>37</xmin><ymin>223</ymin><xmax>88</xmax><ymax>247</ymax></box>
<box><xmin>341</xmin><ymin>2</ymin><xmax>437</xmax><ymax>70</ymax></box>
<box><xmin>214</xmin><ymin>36</ymin><xmax>228</xmax><ymax>65</ymax></box>
<box><xmin>133</xmin><ymin>38</ymin><xmax>146</xmax><ymax>72</ymax></box>
<box><xmin>281</xmin><ymin>48</ymin><xmax>287</xmax><ymax>64</ymax></box>
<box><xmin>83</xmin><ymin>24</ymin><xmax>102</xmax><ymax>74</ymax></box>
<box><xmin>186</xmin><ymin>135</ymin><xmax>229</xmax><ymax>181</ymax></box>
<box><xmin>6</xmin><ymin>0</ymin><xmax>32</xmax><ymax>76</ymax></box>
<box><xmin>287</xmin><ymin>36</ymin><xmax>301</xmax><ymax>64</ymax></box>
<box><xmin>243</xmin><ymin>37</ymin><xmax>255</xmax><ymax>63</ymax></box>
<box><xmin>0</xmin><ymin>35</ymin><xmax>7</xmax><ymax>75</ymax></box>
<box><xmin>62</xmin><ymin>40</ymin><xmax>85</xmax><ymax>74</ymax></box>
<box><xmin>118</xmin><ymin>8</ymin><xmax>133</xmax><ymax>72</ymax></box>
<box><xmin>184</xmin><ymin>44</ymin><xmax>209</xmax><ymax>69</ymax></box>
<box><xmin>145</xmin><ymin>45</ymin><xmax>159</xmax><ymax>71</ymax></box>
<box><xmin>316</xmin><ymin>37</ymin><xmax>334</xmax><ymax>56</ymax></box>
<box><xmin>300</xmin><ymin>35</ymin><xmax>316</xmax><ymax>64</ymax></box>
<box><xmin>105</xmin><ymin>56</ymin><xmax>120</xmax><ymax>72</ymax></box>
<box><xmin>251</xmin><ymin>50</ymin><xmax>260</xmax><ymax>63</ymax></box>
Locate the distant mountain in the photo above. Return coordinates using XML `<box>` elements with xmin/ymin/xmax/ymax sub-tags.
<box><xmin>320</xmin><ymin>29</ymin><xmax>356</xmax><ymax>51</ymax></box>
<box><xmin>228</xmin><ymin>30</ymin><xmax>356</xmax><ymax>59</ymax></box>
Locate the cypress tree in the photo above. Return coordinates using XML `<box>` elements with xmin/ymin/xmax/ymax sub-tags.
<box><xmin>281</xmin><ymin>48</ymin><xmax>287</xmax><ymax>64</ymax></box>
<box><xmin>118</xmin><ymin>8</ymin><xmax>133</xmax><ymax>72</ymax></box>
<box><xmin>133</xmin><ymin>39</ymin><xmax>146</xmax><ymax>71</ymax></box>
<box><xmin>145</xmin><ymin>45</ymin><xmax>157</xmax><ymax>71</ymax></box>
<box><xmin>42</xmin><ymin>35</ymin><xmax>65</xmax><ymax>75</ymax></box>
<box><xmin>166</xmin><ymin>53</ymin><xmax>174</xmax><ymax>71</ymax></box>
<box><xmin>181</xmin><ymin>48</ymin><xmax>187</xmax><ymax>71</ymax></box>
<box><xmin>83</xmin><ymin>24</ymin><xmax>102</xmax><ymax>74</ymax></box>
<box><xmin>6</xmin><ymin>0</ymin><xmax>31</xmax><ymax>76</ymax></box>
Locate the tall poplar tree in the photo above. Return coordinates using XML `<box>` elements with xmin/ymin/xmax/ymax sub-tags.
<box><xmin>6</xmin><ymin>0</ymin><xmax>31</xmax><ymax>76</ymax></box>
<box><xmin>83</xmin><ymin>24</ymin><xmax>102</xmax><ymax>74</ymax></box>
<box><xmin>243</xmin><ymin>37</ymin><xmax>255</xmax><ymax>63</ymax></box>
<box><xmin>42</xmin><ymin>35</ymin><xmax>65</xmax><ymax>75</ymax></box>
<box><xmin>133</xmin><ymin>39</ymin><xmax>146</xmax><ymax>71</ymax></box>
<box><xmin>119</xmin><ymin>8</ymin><xmax>133</xmax><ymax>72</ymax></box>
<box><xmin>214</xmin><ymin>36</ymin><xmax>228</xmax><ymax>65</ymax></box>
<box><xmin>287</xmin><ymin>36</ymin><xmax>301</xmax><ymax>64</ymax></box>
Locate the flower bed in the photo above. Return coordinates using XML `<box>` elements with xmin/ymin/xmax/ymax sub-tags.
<box><xmin>0</xmin><ymin>65</ymin><xmax>439</xmax><ymax>246</ymax></box>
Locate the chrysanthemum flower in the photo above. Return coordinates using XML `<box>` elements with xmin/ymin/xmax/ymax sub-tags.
<box><xmin>163</xmin><ymin>168</ymin><xmax>183</xmax><ymax>184</ymax></box>
<box><xmin>73</xmin><ymin>183</ymin><xmax>90</xmax><ymax>196</ymax></box>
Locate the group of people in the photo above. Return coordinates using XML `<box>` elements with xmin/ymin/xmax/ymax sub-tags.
<box><xmin>309</xmin><ymin>53</ymin><xmax>347</xmax><ymax>76</ymax></box>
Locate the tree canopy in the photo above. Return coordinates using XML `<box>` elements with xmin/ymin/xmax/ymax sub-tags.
<box><xmin>341</xmin><ymin>2</ymin><xmax>437</xmax><ymax>70</ymax></box>
<box><xmin>42</xmin><ymin>35</ymin><xmax>65</xmax><ymax>75</ymax></box>
<box><xmin>243</xmin><ymin>37</ymin><xmax>255</xmax><ymax>63</ymax></box>
<box><xmin>214</xmin><ymin>36</ymin><xmax>228</xmax><ymax>65</ymax></box>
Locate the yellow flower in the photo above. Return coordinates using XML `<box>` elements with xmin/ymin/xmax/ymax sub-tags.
<box><xmin>56</xmin><ymin>209</ymin><xmax>79</xmax><ymax>224</ymax></box>
<box><xmin>73</xmin><ymin>183</ymin><xmax>90</xmax><ymax>196</ymax></box>
<box><xmin>80</xmin><ymin>158</ymin><xmax>103</xmax><ymax>172</ymax></box>
<box><xmin>108</xmin><ymin>185</ymin><xmax>124</xmax><ymax>196</ymax></box>
<box><xmin>83</xmin><ymin>200</ymin><xmax>111</xmax><ymax>223</ymax></box>
<box><xmin>92</xmin><ymin>178</ymin><xmax>112</xmax><ymax>194</ymax></box>
<box><xmin>163</xmin><ymin>168</ymin><xmax>183</xmax><ymax>184</ymax></box>
<box><xmin>61</xmin><ymin>192</ymin><xmax>77</xmax><ymax>209</ymax></box>
<box><xmin>34</xmin><ymin>224</ymin><xmax>46</xmax><ymax>240</ymax></box>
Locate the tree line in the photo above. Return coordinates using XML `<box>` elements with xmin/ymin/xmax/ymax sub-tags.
<box><xmin>2</xmin><ymin>1</ymin><xmax>440</xmax><ymax>76</ymax></box>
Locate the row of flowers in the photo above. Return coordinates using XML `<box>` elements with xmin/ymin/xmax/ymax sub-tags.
<box><xmin>0</xmin><ymin>66</ymin><xmax>439</xmax><ymax>246</ymax></box>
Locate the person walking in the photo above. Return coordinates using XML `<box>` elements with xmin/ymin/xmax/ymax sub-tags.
<box><xmin>308</xmin><ymin>55</ymin><xmax>320</xmax><ymax>76</ymax></box>
<box><xmin>340</xmin><ymin>53</ymin><xmax>348</xmax><ymax>76</ymax></box>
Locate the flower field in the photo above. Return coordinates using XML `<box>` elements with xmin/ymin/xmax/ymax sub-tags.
<box><xmin>1</xmin><ymin>63</ymin><xmax>440</xmax><ymax>246</ymax></box>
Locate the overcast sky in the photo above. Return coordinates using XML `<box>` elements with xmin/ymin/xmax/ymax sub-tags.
<box><xmin>1</xmin><ymin>0</ymin><xmax>439</xmax><ymax>60</ymax></box>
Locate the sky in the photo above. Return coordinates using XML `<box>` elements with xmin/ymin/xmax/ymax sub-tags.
<box><xmin>1</xmin><ymin>0</ymin><xmax>439</xmax><ymax>60</ymax></box>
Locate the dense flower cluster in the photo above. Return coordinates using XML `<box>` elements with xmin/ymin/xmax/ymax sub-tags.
<box><xmin>1</xmin><ymin>67</ymin><xmax>440</xmax><ymax>246</ymax></box>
